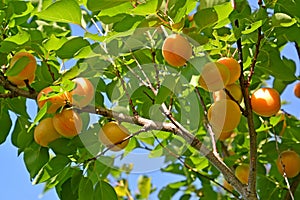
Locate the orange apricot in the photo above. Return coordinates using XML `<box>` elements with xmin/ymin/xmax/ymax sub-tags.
<box><xmin>251</xmin><ymin>88</ymin><xmax>281</xmax><ymax>117</ymax></box>
<box><xmin>213</xmin><ymin>83</ymin><xmax>243</xmax><ymax>103</ymax></box>
<box><xmin>71</xmin><ymin>77</ymin><xmax>95</xmax><ymax>107</ymax></box>
<box><xmin>235</xmin><ymin>164</ymin><xmax>250</xmax><ymax>184</ymax></box>
<box><xmin>162</xmin><ymin>34</ymin><xmax>192</xmax><ymax>67</ymax></box>
<box><xmin>198</xmin><ymin>62</ymin><xmax>230</xmax><ymax>92</ymax></box>
<box><xmin>34</xmin><ymin>118</ymin><xmax>61</xmax><ymax>147</ymax></box>
<box><xmin>37</xmin><ymin>86</ymin><xmax>72</xmax><ymax>113</ymax></box>
<box><xmin>208</xmin><ymin>99</ymin><xmax>241</xmax><ymax>134</ymax></box>
<box><xmin>52</xmin><ymin>109</ymin><xmax>83</xmax><ymax>137</ymax></box>
<box><xmin>217</xmin><ymin>131</ymin><xmax>234</xmax><ymax>141</ymax></box>
<box><xmin>98</xmin><ymin>121</ymin><xmax>130</xmax><ymax>151</ymax></box>
<box><xmin>294</xmin><ymin>82</ymin><xmax>300</xmax><ymax>98</ymax></box>
<box><xmin>276</xmin><ymin>150</ymin><xmax>300</xmax><ymax>178</ymax></box>
<box><xmin>217</xmin><ymin>57</ymin><xmax>241</xmax><ymax>84</ymax></box>
<box><xmin>7</xmin><ymin>52</ymin><xmax>37</xmax><ymax>87</ymax></box>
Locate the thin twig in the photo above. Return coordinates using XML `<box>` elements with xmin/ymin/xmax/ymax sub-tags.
<box><xmin>247</xmin><ymin>28</ymin><xmax>263</xmax><ymax>85</ymax></box>
<box><xmin>274</xmin><ymin>127</ymin><xmax>295</xmax><ymax>200</ymax></box>
<box><xmin>294</xmin><ymin>42</ymin><xmax>300</xmax><ymax>61</ymax></box>
<box><xmin>223</xmin><ymin>88</ymin><xmax>246</xmax><ymax>116</ymax></box>
<box><xmin>194</xmin><ymin>87</ymin><xmax>219</xmax><ymax>157</ymax></box>
<box><xmin>152</xmin><ymin>133</ymin><xmax>240</xmax><ymax>199</ymax></box>
<box><xmin>115</xmin><ymin>68</ymin><xmax>139</xmax><ymax>117</ymax></box>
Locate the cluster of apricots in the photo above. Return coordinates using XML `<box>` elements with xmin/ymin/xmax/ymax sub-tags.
<box><xmin>162</xmin><ymin>34</ymin><xmax>300</xmax><ymax>188</ymax></box>
<box><xmin>202</xmin><ymin>58</ymin><xmax>242</xmax><ymax>141</ymax></box>
<box><xmin>34</xmin><ymin>77</ymin><xmax>95</xmax><ymax>147</ymax></box>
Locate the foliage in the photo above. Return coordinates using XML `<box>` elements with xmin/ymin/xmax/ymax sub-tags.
<box><xmin>0</xmin><ymin>0</ymin><xmax>299</xmax><ymax>199</ymax></box>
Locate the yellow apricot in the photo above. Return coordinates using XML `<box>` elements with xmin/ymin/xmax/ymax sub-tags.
<box><xmin>98</xmin><ymin>121</ymin><xmax>130</xmax><ymax>151</ymax></box>
<box><xmin>213</xmin><ymin>83</ymin><xmax>243</xmax><ymax>103</ymax></box>
<box><xmin>217</xmin><ymin>57</ymin><xmax>241</xmax><ymax>84</ymax></box>
<box><xmin>34</xmin><ymin>118</ymin><xmax>61</xmax><ymax>147</ymax></box>
<box><xmin>276</xmin><ymin>150</ymin><xmax>300</xmax><ymax>178</ymax></box>
<box><xmin>198</xmin><ymin>62</ymin><xmax>230</xmax><ymax>92</ymax></box>
<box><xmin>162</xmin><ymin>34</ymin><xmax>192</xmax><ymax>67</ymax></box>
<box><xmin>208</xmin><ymin>99</ymin><xmax>241</xmax><ymax>133</ymax></box>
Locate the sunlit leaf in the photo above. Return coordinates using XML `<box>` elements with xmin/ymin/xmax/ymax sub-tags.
<box><xmin>37</xmin><ymin>0</ymin><xmax>82</xmax><ymax>24</ymax></box>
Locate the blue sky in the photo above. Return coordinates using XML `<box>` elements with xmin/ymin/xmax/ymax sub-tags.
<box><xmin>1</xmin><ymin>1</ymin><xmax>300</xmax><ymax>199</ymax></box>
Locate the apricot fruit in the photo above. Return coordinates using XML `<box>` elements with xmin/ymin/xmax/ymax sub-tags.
<box><xmin>162</xmin><ymin>34</ymin><xmax>192</xmax><ymax>67</ymax></box>
<box><xmin>71</xmin><ymin>77</ymin><xmax>95</xmax><ymax>107</ymax></box>
<box><xmin>276</xmin><ymin>150</ymin><xmax>300</xmax><ymax>178</ymax></box>
<box><xmin>294</xmin><ymin>82</ymin><xmax>300</xmax><ymax>98</ymax></box>
<box><xmin>52</xmin><ymin>109</ymin><xmax>83</xmax><ymax>137</ymax></box>
<box><xmin>213</xmin><ymin>83</ymin><xmax>243</xmax><ymax>103</ymax></box>
<box><xmin>217</xmin><ymin>131</ymin><xmax>233</xmax><ymax>141</ymax></box>
<box><xmin>98</xmin><ymin>121</ymin><xmax>130</xmax><ymax>151</ymax></box>
<box><xmin>7</xmin><ymin>52</ymin><xmax>37</xmax><ymax>88</ymax></box>
<box><xmin>208</xmin><ymin>99</ymin><xmax>241</xmax><ymax>134</ymax></box>
<box><xmin>251</xmin><ymin>87</ymin><xmax>281</xmax><ymax>117</ymax></box>
<box><xmin>37</xmin><ymin>86</ymin><xmax>72</xmax><ymax>113</ymax></box>
<box><xmin>235</xmin><ymin>164</ymin><xmax>249</xmax><ymax>185</ymax></box>
<box><xmin>217</xmin><ymin>57</ymin><xmax>241</xmax><ymax>85</ymax></box>
<box><xmin>34</xmin><ymin>118</ymin><xmax>61</xmax><ymax>147</ymax></box>
<box><xmin>198</xmin><ymin>62</ymin><xmax>230</xmax><ymax>92</ymax></box>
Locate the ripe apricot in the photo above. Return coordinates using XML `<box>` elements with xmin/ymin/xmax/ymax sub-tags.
<box><xmin>276</xmin><ymin>150</ymin><xmax>300</xmax><ymax>178</ymax></box>
<box><xmin>52</xmin><ymin>109</ymin><xmax>83</xmax><ymax>137</ymax></box>
<box><xmin>98</xmin><ymin>121</ymin><xmax>130</xmax><ymax>151</ymax></box>
<box><xmin>37</xmin><ymin>86</ymin><xmax>72</xmax><ymax>113</ymax></box>
<box><xmin>208</xmin><ymin>99</ymin><xmax>241</xmax><ymax>134</ymax></box>
<box><xmin>71</xmin><ymin>77</ymin><xmax>95</xmax><ymax>107</ymax></box>
<box><xmin>294</xmin><ymin>82</ymin><xmax>300</xmax><ymax>98</ymax></box>
<box><xmin>7</xmin><ymin>52</ymin><xmax>37</xmax><ymax>87</ymax></box>
<box><xmin>213</xmin><ymin>83</ymin><xmax>243</xmax><ymax>103</ymax></box>
<box><xmin>217</xmin><ymin>57</ymin><xmax>241</xmax><ymax>84</ymax></box>
<box><xmin>235</xmin><ymin>164</ymin><xmax>249</xmax><ymax>184</ymax></box>
<box><xmin>34</xmin><ymin>118</ymin><xmax>61</xmax><ymax>147</ymax></box>
<box><xmin>217</xmin><ymin>131</ymin><xmax>233</xmax><ymax>141</ymax></box>
<box><xmin>198</xmin><ymin>62</ymin><xmax>230</xmax><ymax>92</ymax></box>
<box><xmin>162</xmin><ymin>34</ymin><xmax>192</xmax><ymax>67</ymax></box>
<box><xmin>251</xmin><ymin>88</ymin><xmax>281</xmax><ymax>117</ymax></box>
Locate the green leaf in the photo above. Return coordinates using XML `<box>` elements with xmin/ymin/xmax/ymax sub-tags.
<box><xmin>94</xmin><ymin>180</ymin><xmax>118</xmax><ymax>200</ymax></box>
<box><xmin>272</xmin><ymin>13</ymin><xmax>296</xmax><ymax>27</ymax></box>
<box><xmin>28</xmin><ymin>101</ymin><xmax>49</xmax><ymax>132</ymax></box>
<box><xmin>132</xmin><ymin>0</ymin><xmax>159</xmax><ymax>15</ymax></box>
<box><xmin>0</xmin><ymin>106</ymin><xmax>12</xmax><ymax>144</ymax></box>
<box><xmin>23</xmin><ymin>146</ymin><xmax>49</xmax><ymax>179</ymax></box>
<box><xmin>37</xmin><ymin>0</ymin><xmax>82</xmax><ymax>24</ymax></box>
<box><xmin>194</xmin><ymin>8</ymin><xmax>218</xmax><ymax>30</ymax></box>
<box><xmin>0</xmin><ymin>31</ymin><xmax>30</xmax><ymax>53</ymax></box>
<box><xmin>87</xmin><ymin>0</ymin><xmax>128</xmax><ymax>12</ymax></box>
<box><xmin>11</xmin><ymin>118</ymin><xmax>33</xmax><ymax>150</ymax></box>
<box><xmin>48</xmin><ymin>138</ymin><xmax>76</xmax><ymax>155</ymax></box>
<box><xmin>79</xmin><ymin>177</ymin><xmax>93</xmax><ymax>200</ymax></box>
<box><xmin>137</xmin><ymin>175</ymin><xmax>152</xmax><ymax>199</ymax></box>
<box><xmin>199</xmin><ymin>0</ymin><xmax>227</xmax><ymax>9</ymax></box>
<box><xmin>242</xmin><ymin>20</ymin><xmax>263</xmax><ymax>34</ymax></box>
<box><xmin>56</xmin><ymin>37</ymin><xmax>90</xmax><ymax>59</ymax></box>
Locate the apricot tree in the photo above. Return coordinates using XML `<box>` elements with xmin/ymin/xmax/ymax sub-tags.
<box><xmin>0</xmin><ymin>0</ymin><xmax>300</xmax><ymax>200</ymax></box>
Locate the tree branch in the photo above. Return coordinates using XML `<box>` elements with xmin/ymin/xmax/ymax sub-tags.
<box><xmin>78</xmin><ymin>104</ymin><xmax>246</xmax><ymax>198</ymax></box>
<box><xmin>233</xmin><ymin>0</ymin><xmax>258</xmax><ymax>197</ymax></box>
<box><xmin>0</xmin><ymin>72</ymin><xmax>38</xmax><ymax>99</ymax></box>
